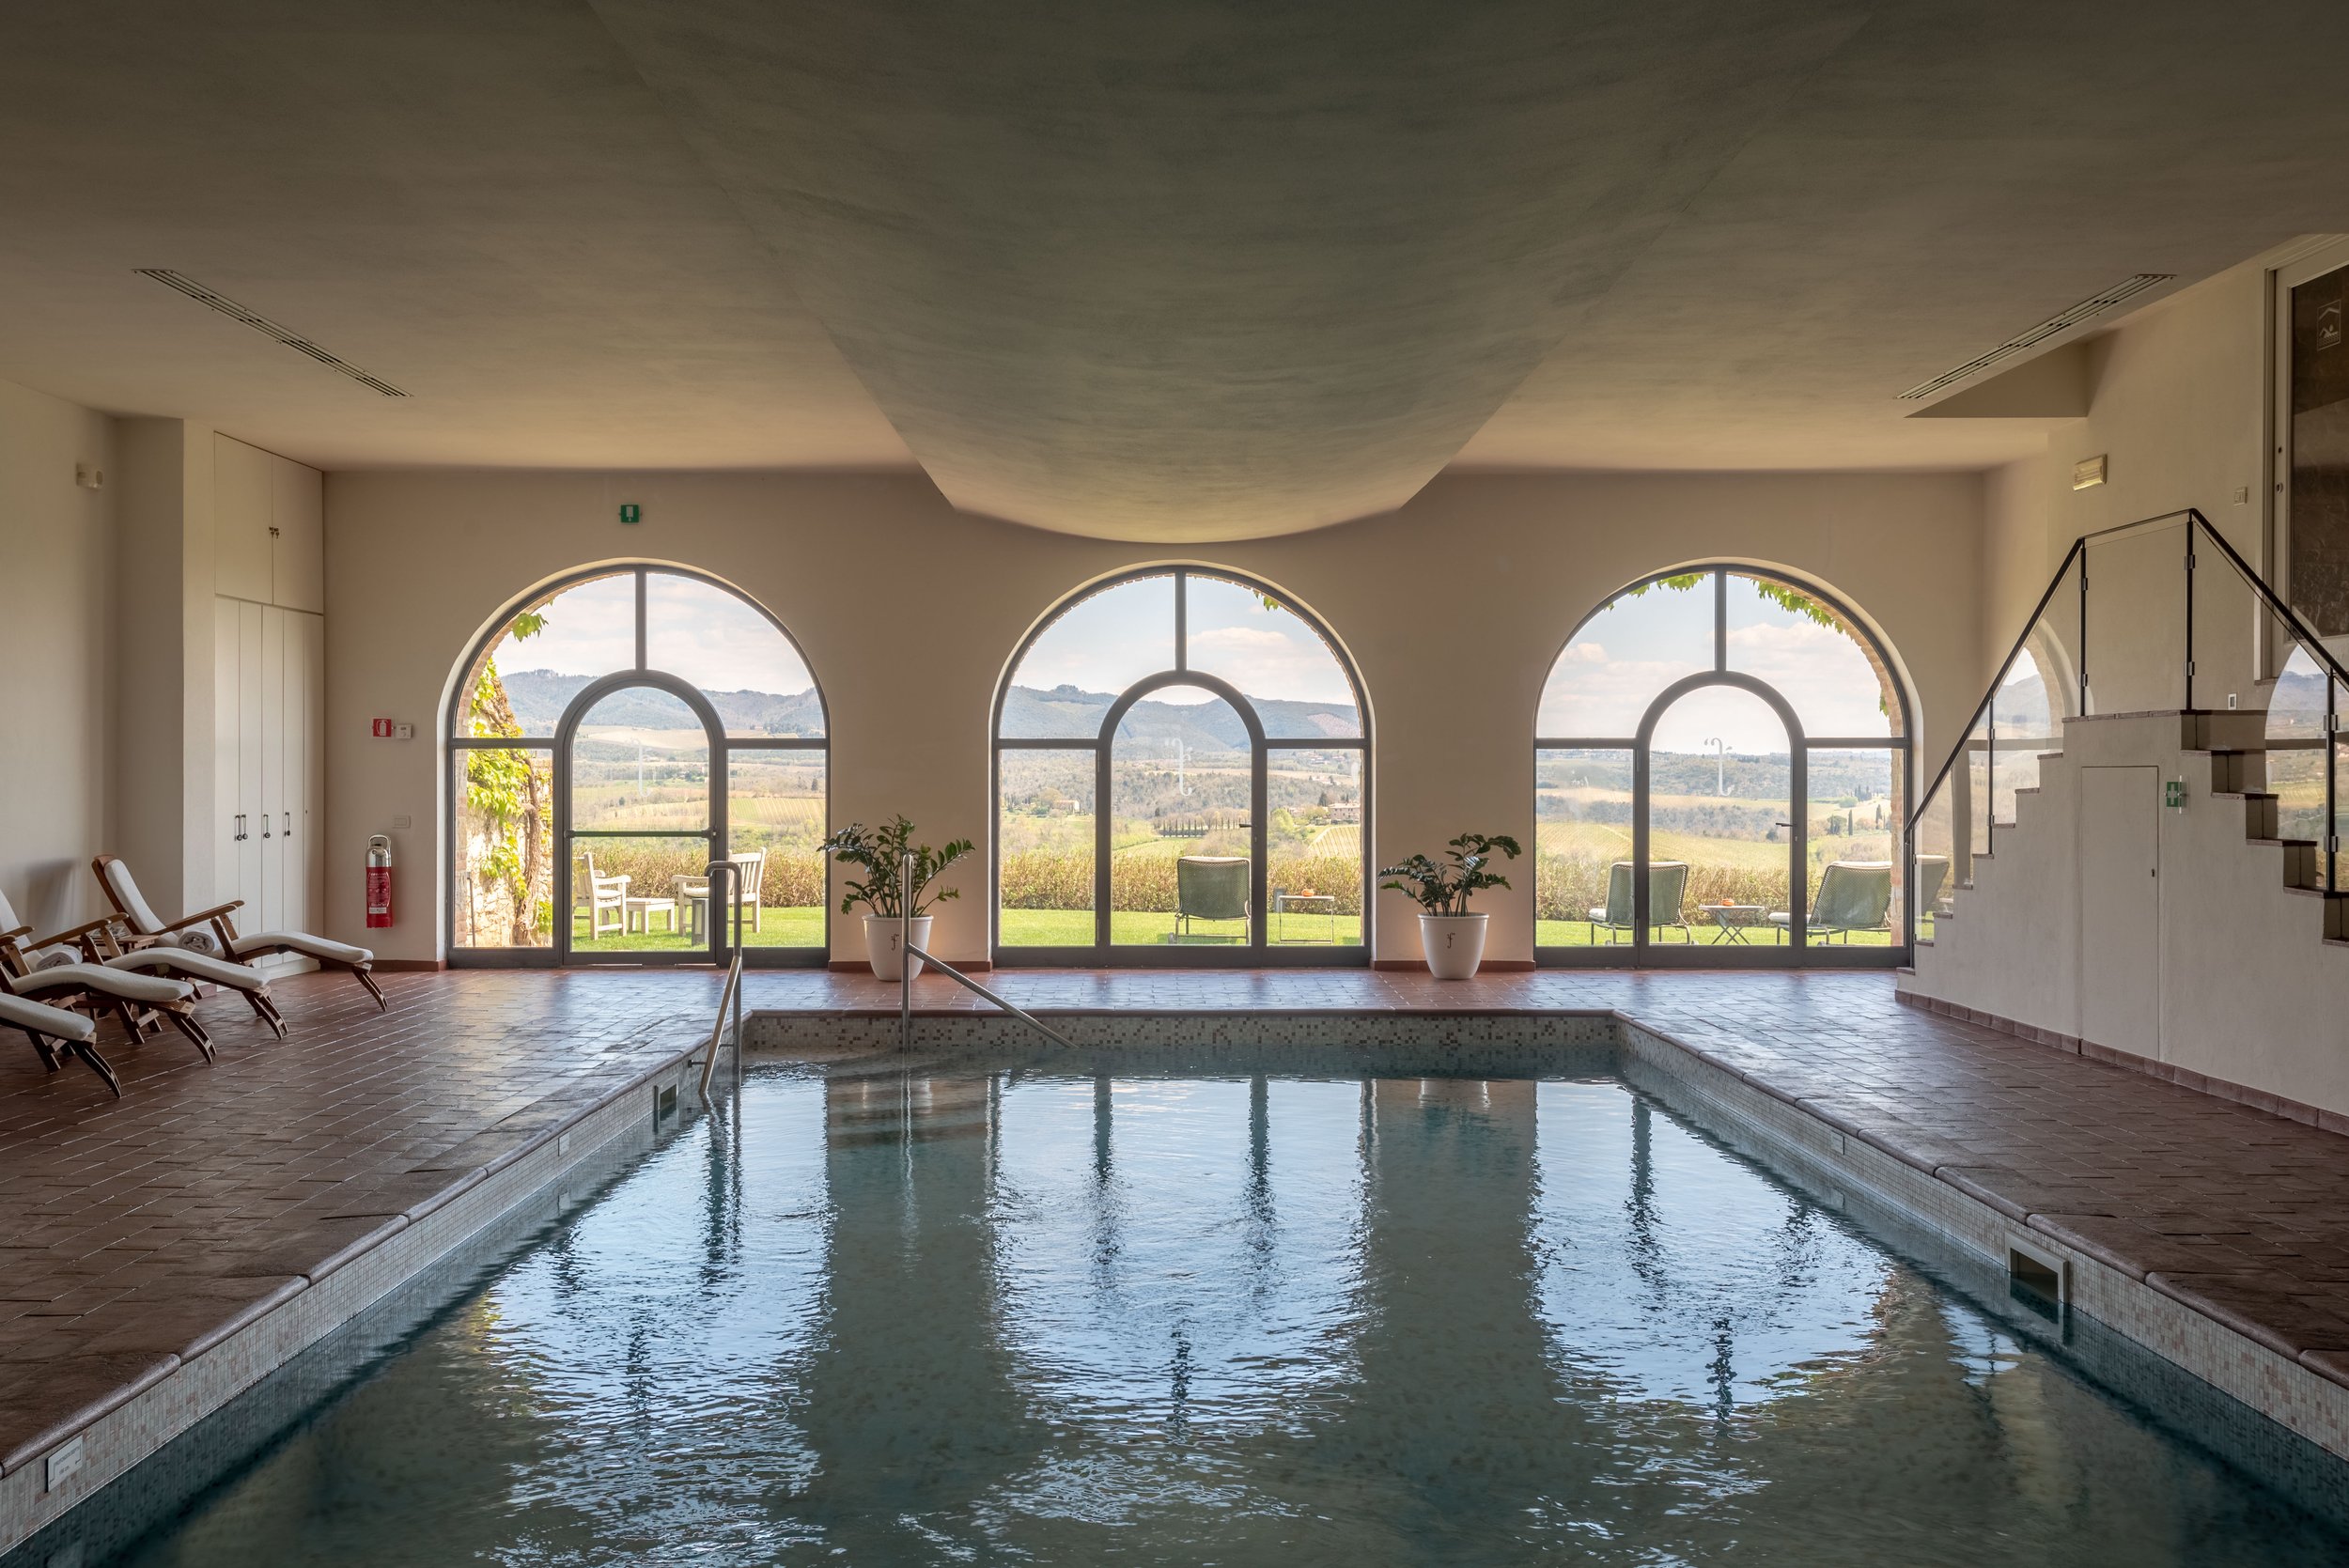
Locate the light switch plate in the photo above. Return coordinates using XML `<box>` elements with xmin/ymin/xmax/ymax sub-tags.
<box><xmin>391</xmin><ymin>815</ymin><xmax>412</xmax><ymax>831</ymax></box>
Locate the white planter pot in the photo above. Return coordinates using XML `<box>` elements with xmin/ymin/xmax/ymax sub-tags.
<box><xmin>1418</xmin><ymin>913</ymin><xmax>1489</xmax><ymax>980</ymax></box>
<box><xmin>864</xmin><ymin>914</ymin><xmax>934</xmax><ymax>982</ymax></box>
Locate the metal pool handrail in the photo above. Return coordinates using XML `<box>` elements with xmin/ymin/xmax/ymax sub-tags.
<box><xmin>896</xmin><ymin>859</ymin><xmax>1075</xmax><ymax>1051</ymax></box>
<box><xmin>698</xmin><ymin>861</ymin><xmax>746</xmax><ymax>1098</ymax></box>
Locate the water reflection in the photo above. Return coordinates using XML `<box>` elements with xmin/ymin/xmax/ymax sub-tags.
<box><xmin>95</xmin><ymin>1065</ymin><xmax>2349</xmax><ymax>1568</ymax></box>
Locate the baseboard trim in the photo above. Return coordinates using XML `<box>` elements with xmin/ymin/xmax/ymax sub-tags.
<box><xmin>1371</xmin><ymin>958</ymin><xmax>1536</xmax><ymax>972</ymax></box>
<box><xmin>374</xmin><ymin>959</ymin><xmax>446</xmax><ymax>972</ymax></box>
<box><xmin>1894</xmin><ymin>989</ymin><xmax>2349</xmax><ymax>1135</ymax></box>
<box><xmin>827</xmin><ymin>958</ymin><xmax>993</xmax><ymax>974</ymax></box>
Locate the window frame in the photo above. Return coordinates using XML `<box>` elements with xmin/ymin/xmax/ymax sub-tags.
<box><xmin>991</xmin><ymin>566</ymin><xmax>1372</xmax><ymax>968</ymax></box>
<box><xmin>1533</xmin><ymin>565</ymin><xmax>1913</xmax><ymax>969</ymax></box>
<box><xmin>443</xmin><ymin>563</ymin><xmax>830</xmax><ymax>968</ymax></box>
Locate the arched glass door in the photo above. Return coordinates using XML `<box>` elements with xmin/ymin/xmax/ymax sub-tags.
<box><xmin>558</xmin><ymin>678</ymin><xmax>721</xmax><ymax>965</ymax></box>
<box><xmin>1536</xmin><ymin>567</ymin><xmax>1909</xmax><ymax>967</ymax></box>
<box><xmin>993</xmin><ymin>567</ymin><xmax>1370</xmax><ymax>966</ymax></box>
<box><xmin>446</xmin><ymin>565</ymin><xmax>830</xmax><ymax>968</ymax></box>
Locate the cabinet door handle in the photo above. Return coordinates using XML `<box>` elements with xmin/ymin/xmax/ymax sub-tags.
<box><xmin>262</xmin><ymin>819</ymin><xmax>272</xmax><ymax>839</ymax></box>
<box><xmin>283</xmin><ymin>814</ymin><xmax>293</xmax><ymax>837</ymax></box>
<box><xmin>234</xmin><ymin>813</ymin><xmax>248</xmax><ymax>842</ymax></box>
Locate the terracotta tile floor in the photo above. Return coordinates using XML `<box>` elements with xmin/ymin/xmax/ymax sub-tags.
<box><xmin>8</xmin><ymin>964</ymin><xmax>2349</xmax><ymax>1483</ymax></box>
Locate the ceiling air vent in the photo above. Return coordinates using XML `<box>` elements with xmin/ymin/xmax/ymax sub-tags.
<box><xmin>138</xmin><ymin>269</ymin><xmax>409</xmax><ymax>397</ymax></box>
<box><xmin>1897</xmin><ymin>273</ymin><xmax>2175</xmax><ymax>401</ymax></box>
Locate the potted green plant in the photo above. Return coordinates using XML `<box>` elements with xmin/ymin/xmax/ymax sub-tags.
<box><xmin>820</xmin><ymin>815</ymin><xmax>974</xmax><ymax>982</ymax></box>
<box><xmin>1378</xmin><ymin>832</ymin><xmax>1522</xmax><ymax>980</ymax></box>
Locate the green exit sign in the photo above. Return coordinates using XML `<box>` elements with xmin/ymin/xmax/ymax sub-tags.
<box><xmin>618</xmin><ymin>503</ymin><xmax>641</xmax><ymax>525</ymax></box>
<box><xmin>2165</xmin><ymin>779</ymin><xmax>2186</xmax><ymax>809</ymax></box>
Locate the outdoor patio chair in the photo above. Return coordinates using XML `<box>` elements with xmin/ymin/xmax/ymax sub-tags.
<box><xmin>3</xmin><ymin>989</ymin><xmax>121</xmax><ymax>1095</ymax></box>
<box><xmin>577</xmin><ymin>852</ymin><xmax>629</xmax><ymax>940</ymax></box>
<box><xmin>1174</xmin><ymin>855</ymin><xmax>1250</xmax><ymax>940</ymax></box>
<box><xmin>1915</xmin><ymin>854</ymin><xmax>1951</xmax><ymax>916</ymax></box>
<box><xmin>1769</xmin><ymin>860</ymin><xmax>1894</xmax><ymax>942</ymax></box>
<box><xmin>1588</xmin><ymin>861</ymin><xmax>1692</xmax><ymax>943</ymax></box>
<box><xmin>677</xmin><ymin>849</ymin><xmax>766</xmax><ymax>939</ymax></box>
<box><xmin>91</xmin><ymin>855</ymin><xmax>384</xmax><ymax>1010</ymax></box>
<box><xmin>1</xmin><ymin>922</ymin><xmax>213</xmax><ymax>1061</ymax></box>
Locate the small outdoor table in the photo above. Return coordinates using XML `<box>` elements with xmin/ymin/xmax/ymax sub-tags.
<box><xmin>1273</xmin><ymin>892</ymin><xmax>1339</xmax><ymax>943</ymax></box>
<box><xmin>1703</xmin><ymin>905</ymin><xmax>1769</xmax><ymax>944</ymax></box>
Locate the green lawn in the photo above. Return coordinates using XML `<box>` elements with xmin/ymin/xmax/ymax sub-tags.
<box><xmin>1000</xmin><ymin>908</ymin><xmax>1363</xmax><ymax>947</ymax></box>
<box><xmin>568</xmin><ymin>904</ymin><xmax>825</xmax><ymax>952</ymax></box>
<box><xmin>1534</xmin><ymin>917</ymin><xmax>1893</xmax><ymax>948</ymax></box>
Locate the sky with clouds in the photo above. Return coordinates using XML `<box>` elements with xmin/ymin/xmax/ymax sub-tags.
<box><xmin>1538</xmin><ymin>575</ymin><xmax>1895</xmax><ymax>752</ymax></box>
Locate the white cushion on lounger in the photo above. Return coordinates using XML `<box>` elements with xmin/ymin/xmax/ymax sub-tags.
<box><xmin>8</xmin><ymin>964</ymin><xmax>191</xmax><ymax>1004</ymax></box>
<box><xmin>102</xmin><ymin>949</ymin><xmax>272</xmax><ymax>992</ymax></box>
<box><xmin>0</xmin><ymin>991</ymin><xmax>97</xmax><ymax>1043</ymax></box>
<box><xmin>229</xmin><ymin>931</ymin><xmax>372</xmax><ymax>965</ymax></box>
<box><xmin>99</xmin><ymin>859</ymin><xmax>168</xmax><ymax>935</ymax></box>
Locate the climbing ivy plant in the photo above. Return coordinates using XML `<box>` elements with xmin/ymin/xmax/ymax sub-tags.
<box><xmin>465</xmin><ymin>610</ymin><xmax>551</xmax><ymax>934</ymax></box>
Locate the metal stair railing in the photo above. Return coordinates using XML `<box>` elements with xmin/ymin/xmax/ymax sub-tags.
<box><xmin>1907</xmin><ymin>506</ymin><xmax>2349</xmax><ymax>943</ymax></box>
<box><xmin>895</xmin><ymin>859</ymin><xmax>1075</xmax><ymax>1051</ymax></box>
<box><xmin>697</xmin><ymin>861</ymin><xmax>746</xmax><ymax>1098</ymax></box>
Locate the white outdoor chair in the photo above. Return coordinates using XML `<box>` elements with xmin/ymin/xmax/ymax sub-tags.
<box><xmin>577</xmin><ymin>852</ymin><xmax>629</xmax><ymax>940</ymax></box>
<box><xmin>677</xmin><ymin>849</ymin><xmax>766</xmax><ymax>939</ymax></box>
<box><xmin>91</xmin><ymin>854</ymin><xmax>384</xmax><ymax>1010</ymax></box>
<box><xmin>0</xmin><ymin>882</ymin><xmax>288</xmax><ymax>1039</ymax></box>
<box><xmin>2</xmin><ymin>989</ymin><xmax>121</xmax><ymax>1095</ymax></box>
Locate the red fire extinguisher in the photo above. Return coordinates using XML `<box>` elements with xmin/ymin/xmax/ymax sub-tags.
<box><xmin>366</xmin><ymin>835</ymin><xmax>394</xmax><ymax>929</ymax></box>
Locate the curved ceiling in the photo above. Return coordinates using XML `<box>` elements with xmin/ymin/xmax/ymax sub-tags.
<box><xmin>592</xmin><ymin>0</ymin><xmax>1864</xmax><ymax>540</ymax></box>
<box><xmin>4</xmin><ymin>4</ymin><xmax>2349</xmax><ymax>540</ymax></box>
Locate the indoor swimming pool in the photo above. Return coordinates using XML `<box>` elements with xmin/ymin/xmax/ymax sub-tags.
<box><xmin>21</xmin><ymin>1054</ymin><xmax>2349</xmax><ymax>1567</ymax></box>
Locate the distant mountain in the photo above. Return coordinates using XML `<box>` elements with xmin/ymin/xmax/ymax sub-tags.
<box><xmin>1000</xmin><ymin>683</ymin><xmax>1359</xmax><ymax>746</ymax></box>
<box><xmin>502</xmin><ymin>670</ymin><xmax>825</xmax><ymax>737</ymax></box>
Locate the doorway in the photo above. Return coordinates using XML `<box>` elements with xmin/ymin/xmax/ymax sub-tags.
<box><xmin>557</xmin><ymin>675</ymin><xmax>723</xmax><ymax>966</ymax></box>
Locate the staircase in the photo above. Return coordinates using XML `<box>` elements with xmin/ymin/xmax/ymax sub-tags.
<box><xmin>1900</xmin><ymin>509</ymin><xmax>2349</xmax><ymax>1123</ymax></box>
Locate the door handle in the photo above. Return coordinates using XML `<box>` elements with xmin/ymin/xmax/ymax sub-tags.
<box><xmin>262</xmin><ymin>818</ymin><xmax>272</xmax><ymax>839</ymax></box>
<box><xmin>283</xmin><ymin>813</ymin><xmax>293</xmax><ymax>837</ymax></box>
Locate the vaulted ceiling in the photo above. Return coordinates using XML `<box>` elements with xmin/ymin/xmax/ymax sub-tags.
<box><xmin>2</xmin><ymin>2</ymin><xmax>2345</xmax><ymax>539</ymax></box>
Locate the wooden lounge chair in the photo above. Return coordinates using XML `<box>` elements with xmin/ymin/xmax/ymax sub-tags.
<box><xmin>0</xmin><ymin>877</ymin><xmax>288</xmax><ymax>1037</ymax></box>
<box><xmin>91</xmin><ymin>855</ymin><xmax>385</xmax><ymax>1010</ymax></box>
<box><xmin>1</xmin><ymin>924</ymin><xmax>213</xmax><ymax>1061</ymax></box>
<box><xmin>2</xmin><ymin>989</ymin><xmax>121</xmax><ymax>1095</ymax></box>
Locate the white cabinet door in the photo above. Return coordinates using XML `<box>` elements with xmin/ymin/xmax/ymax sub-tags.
<box><xmin>260</xmin><ymin>606</ymin><xmax>288</xmax><ymax>938</ymax></box>
<box><xmin>270</xmin><ymin>457</ymin><xmax>325</xmax><ymax>613</ymax></box>
<box><xmin>214</xmin><ymin>600</ymin><xmax>243</xmax><ymax>907</ymax></box>
<box><xmin>212</xmin><ymin>435</ymin><xmax>273</xmax><ymax>602</ymax></box>
<box><xmin>2080</xmin><ymin>766</ymin><xmax>2161</xmax><ymax>1056</ymax></box>
<box><xmin>237</xmin><ymin>600</ymin><xmax>265</xmax><ymax>923</ymax></box>
<box><xmin>301</xmin><ymin>612</ymin><xmax>325</xmax><ymax>934</ymax></box>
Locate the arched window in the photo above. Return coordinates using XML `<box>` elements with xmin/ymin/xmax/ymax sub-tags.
<box><xmin>446</xmin><ymin>566</ymin><xmax>827</xmax><ymax>967</ymax></box>
<box><xmin>1533</xmin><ymin>567</ymin><xmax>1911</xmax><ymax>965</ymax></box>
<box><xmin>993</xmin><ymin>568</ymin><xmax>1369</xmax><ymax>965</ymax></box>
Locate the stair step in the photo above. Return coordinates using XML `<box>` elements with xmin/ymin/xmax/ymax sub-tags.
<box><xmin>2212</xmin><ymin>791</ymin><xmax>2279</xmax><ymax>801</ymax></box>
<box><xmin>2248</xmin><ymin>837</ymin><xmax>2319</xmax><ymax>847</ymax></box>
<box><xmin>2281</xmin><ymin>885</ymin><xmax>2347</xmax><ymax>898</ymax></box>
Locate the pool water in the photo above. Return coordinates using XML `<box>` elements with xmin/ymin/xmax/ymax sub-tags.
<box><xmin>62</xmin><ymin>1061</ymin><xmax>2349</xmax><ymax>1565</ymax></box>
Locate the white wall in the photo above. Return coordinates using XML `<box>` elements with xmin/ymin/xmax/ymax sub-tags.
<box><xmin>321</xmin><ymin>468</ymin><xmax>1986</xmax><ymax>966</ymax></box>
<box><xmin>1906</xmin><ymin>711</ymin><xmax>2349</xmax><ymax>1118</ymax></box>
<box><xmin>0</xmin><ymin>378</ymin><xmax>116</xmax><ymax>933</ymax></box>
<box><xmin>1979</xmin><ymin>245</ymin><xmax>2295</xmax><ymax>690</ymax></box>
